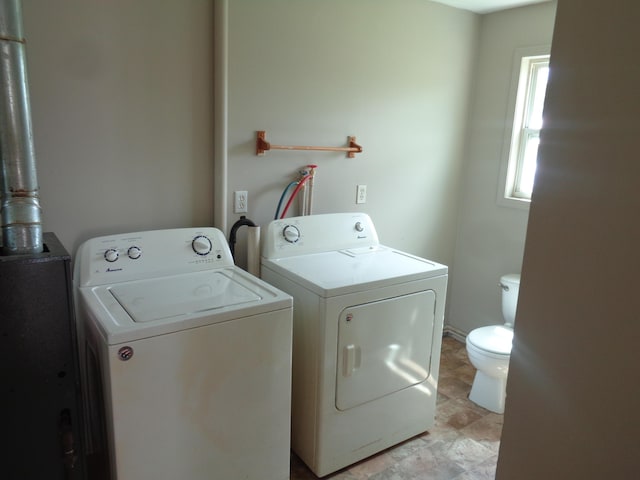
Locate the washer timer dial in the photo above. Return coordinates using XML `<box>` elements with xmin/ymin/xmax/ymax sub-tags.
<box><xmin>192</xmin><ymin>235</ymin><xmax>213</xmax><ymax>255</ymax></box>
<box><xmin>282</xmin><ymin>225</ymin><xmax>301</xmax><ymax>243</ymax></box>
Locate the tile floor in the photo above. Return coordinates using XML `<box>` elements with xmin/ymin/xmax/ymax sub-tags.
<box><xmin>290</xmin><ymin>335</ymin><xmax>503</xmax><ymax>480</ymax></box>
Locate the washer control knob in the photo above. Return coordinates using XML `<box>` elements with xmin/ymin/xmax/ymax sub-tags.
<box><xmin>192</xmin><ymin>235</ymin><xmax>212</xmax><ymax>256</ymax></box>
<box><xmin>127</xmin><ymin>246</ymin><xmax>142</xmax><ymax>260</ymax></box>
<box><xmin>104</xmin><ymin>248</ymin><xmax>119</xmax><ymax>263</ymax></box>
<box><xmin>283</xmin><ymin>225</ymin><xmax>300</xmax><ymax>243</ymax></box>
<box><xmin>355</xmin><ymin>222</ymin><xmax>365</xmax><ymax>233</ymax></box>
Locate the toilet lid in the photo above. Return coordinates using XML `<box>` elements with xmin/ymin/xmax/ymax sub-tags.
<box><xmin>467</xmin><ymin>325</ymin><xmax>513</xmax><ymax>355</ymax></box>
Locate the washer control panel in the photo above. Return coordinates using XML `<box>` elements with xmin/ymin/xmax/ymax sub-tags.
<box><xmin>263</xmin><ymin>212</ymin><xmax>379</xmax><ymax>259</ymax></box>
<box><xmin>76</xmin><ymin>227</ymin><xmax>234</xmax><ymax>287</ymax></box>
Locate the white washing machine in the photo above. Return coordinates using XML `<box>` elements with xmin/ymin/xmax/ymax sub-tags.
<box><xmin>261</xmin><ymin>213</ymin><xmax>448</xmax><ymax>477</ymax></box>
<box><xmin>73</xmin><ymin>227</ymin><xmax>293</xmax><ymax>480</ymax></box>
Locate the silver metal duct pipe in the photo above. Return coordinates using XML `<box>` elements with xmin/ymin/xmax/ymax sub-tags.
<box><xmin>0</xmin><ymin>0</ymin><xmax>42</xmax><ymax>254</ymax></box>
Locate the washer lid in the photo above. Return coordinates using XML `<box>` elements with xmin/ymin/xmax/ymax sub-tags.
<box><xmin>110</xmin><ymin>271</ymin><xmax>261</xmax><ymax>323</ymax></box>
<box><xmin>262</xmin><ymin>245</ymin><xmax>447</xmax><ymax>297</ymax></box>
<box><xmin>81</xmin><ymin>267</ymin><xmax>292</xmax><ymax>344</ymax></box>
<box><xmin>466</xmin><ymin>325</ymin><xmax>513</xmax><ymax>355</ymax></box>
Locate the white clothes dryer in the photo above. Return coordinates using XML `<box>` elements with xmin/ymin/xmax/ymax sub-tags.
<box><xmin>74</xmin><ymin>228</ymin><xmax>292</xmax><ymax>480</ymax></box>
<box><xmin>261</xmin><ymin>213</ymin><xmax>448</xmax><ymax>477</ymax></box>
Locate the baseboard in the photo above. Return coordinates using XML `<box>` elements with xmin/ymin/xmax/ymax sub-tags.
<box><xmin>443</xmin><ymin>325</ymin><xmax>467</xmax><ymax>343</ymax></box>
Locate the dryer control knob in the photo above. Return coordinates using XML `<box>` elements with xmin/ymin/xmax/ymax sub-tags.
<box><xmin>355</xmin><ymin>222</ymin><xmax>365</xmax><ymax>232</ymax></box>
<box><xmin>283</xmin><ymin>225</ymin><xmax>300</xmax><ymax>243</ymax></box>
<box><xmin>104</xmin><ymin>248</ymin><xmax>119</xmax><ymax>263</ymax></box>
<box><xmin>192</xmin><ymin>235</ymin><xmax>212</xmax><ymax>256</ymax></box>
<box><xmin>127</xmin><ymin>246</ymin><xmax>142</xmax><ymax>260</ymax></box>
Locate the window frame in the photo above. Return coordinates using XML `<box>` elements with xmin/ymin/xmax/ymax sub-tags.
<box><xmin>497</xmin><ymin>45</ymin><xmax>551</xmax><ymax>209</ymax></box>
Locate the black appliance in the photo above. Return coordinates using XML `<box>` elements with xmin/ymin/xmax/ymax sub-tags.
<box><xmin>1</xmin><ymin>232</ymin><xmax>86</xmax><ymax>479</ymax></box>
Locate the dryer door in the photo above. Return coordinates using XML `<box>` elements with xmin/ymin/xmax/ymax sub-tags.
<box><xmin>336</xmin><ymin>290</ymin><xmax>436</xmax><ymax>411</ymax></box>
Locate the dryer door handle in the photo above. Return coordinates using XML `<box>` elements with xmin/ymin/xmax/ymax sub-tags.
<box><xmin>342</xmin><ymin>344</ymin><xmax>361</xmax><ymax>377</ymax></box>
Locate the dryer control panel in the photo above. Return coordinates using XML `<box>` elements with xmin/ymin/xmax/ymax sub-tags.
<box><xmin>262</xmin><ymin>212</ymin><xmax>379</xmax><ymax>259</ymax></box>
<box><xmin>75</xmin><ymin>227</ymin><xmax>235</xmax><ymax>287</ymax></box>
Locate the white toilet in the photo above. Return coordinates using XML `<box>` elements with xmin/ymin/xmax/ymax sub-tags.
<box><xmin>465</xmin><ymin>273</ymin><xmax>520</xmax><ymax>414</ymax></box>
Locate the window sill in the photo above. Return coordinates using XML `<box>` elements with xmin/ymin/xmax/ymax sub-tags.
<box><xmin>497</xmin><ymin>195</ymin><xmax>531</xmax><ymax>210</ymax></box>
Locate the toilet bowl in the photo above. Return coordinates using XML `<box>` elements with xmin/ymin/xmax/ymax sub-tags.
<box><xmin>465</xmin><ymin>274</ymin><xmax>520</xmax><ymax>414</ymax></box>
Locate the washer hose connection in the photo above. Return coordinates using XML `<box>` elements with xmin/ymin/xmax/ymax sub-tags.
<box><xmin>228</xmin><ymin>215</ymin><xmax>256</xmax><ymax>259</ymax></box>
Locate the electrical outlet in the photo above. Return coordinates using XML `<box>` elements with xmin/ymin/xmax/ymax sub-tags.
<box><xmin>234</xmin><ymin>190</ymin><xmax>248</xmax><ymax>213</ymax></box>
<box><xmin>356</xmin><ymin>185</ymin><xmax>367</xmax><ymax>204</ymax></box>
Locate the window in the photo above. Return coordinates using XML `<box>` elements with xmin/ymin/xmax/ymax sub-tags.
<box><xmin>498</xmin><ymin>46</ymin><xmax>550</xmax><ymax>207</ymax></box>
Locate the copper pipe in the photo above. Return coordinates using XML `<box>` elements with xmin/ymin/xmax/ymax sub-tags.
<box><xmin>256</xmin><ymin>131</ymin><xmax>363</xmax><ymax>158</ymax></box>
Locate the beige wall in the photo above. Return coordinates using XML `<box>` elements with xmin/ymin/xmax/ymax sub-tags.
<box><xmin>226</xmin><ymin>0</ymin><xmax>478</xmax><ymax>269</ymax></box>
<box><xmin>496</xmin><ymin>0</ymin><xmax>639</xmax><ymax>477</ymax></box>
<box><xmin>20</xmin><ymin>0</ymin><xmax>550</xmax><ymax>336</ymax></box>
<box><xmin>22</xmin><ymin>0</ymin><xmax>479</xmax><ymax>276</ymax></box>
<box><xmin>447</xmin><ymin>1</ymin><xmax>557</xmax><ymax>336</ymax></box>
<box><xmin>22</xmin><ymin>0</ymin><xmax>214</xmax><ymax>255</ymax></box>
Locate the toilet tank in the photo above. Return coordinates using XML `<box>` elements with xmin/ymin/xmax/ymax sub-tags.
<box><xmin>500</xmin><ymin>274</ymin><xmax>521</xmax><ymax>326</ymax></box>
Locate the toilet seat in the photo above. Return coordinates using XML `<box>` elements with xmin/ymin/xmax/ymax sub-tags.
<box><xmin>467</xmin><ymin>325</ymin><xmax>513</xmax><ymax>356</ymax></box>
